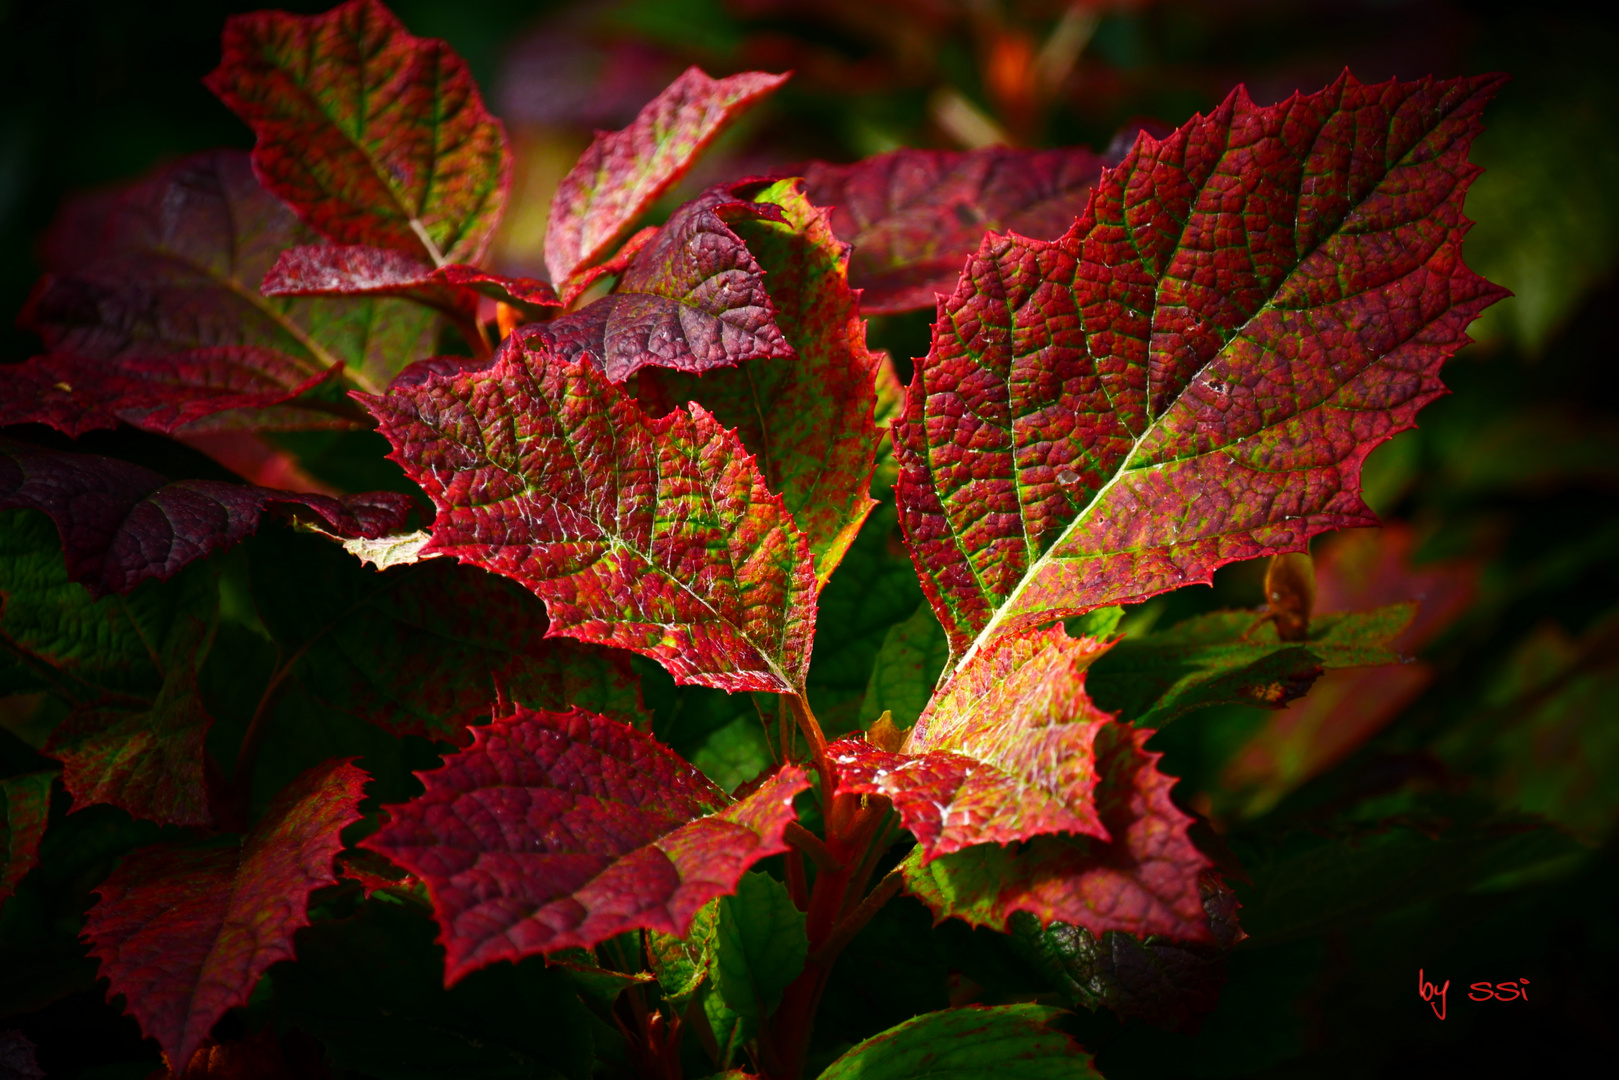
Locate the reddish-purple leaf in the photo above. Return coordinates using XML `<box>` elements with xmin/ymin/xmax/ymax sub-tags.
<box><xmin>1</xmin><ymin>772</ymin><xmax>54</xmax><ymax>910</ymax></box>
<box><xmin>261</xmin><ymin>245</ymin><xmax>559</xmax><ymax>323</ymax></box>
<box><xmin>903</xmin><ymin>720</ymin><xmax>1213</xmax><ymax>943</ymax></box>
<box><xmin>637</xmin><ymin>178</ymin><xmax>882</xmax><ymax>586</ymax></box>
<box><xmin>797</xmin><ymin>145</ymin><xmax>1105</xmax><ymax>314</ymax></box>
<box><xmin>360</xmin><ymin>332</ymin><xmax>817</xmax><ymax>693</ymax></box>
<box><xmin>536</xmin><ymin>182</ymin><xmax>793</xmax><ymax>382</ymax></box>
<box><xmin>0</xmin><ymin>438</ymin><xmax>411</xmax><ymax>597</ymax></box>
<box><xmin>205</xmin><ymin>0</ymin><xmax>510</xmax><ymax>265</ymax></box>
<box><xmin>83</xmin><ymin>759</ymin><xmax>368</xmax><ymax>1071</ymax></box>
<box><xmin>362</xmin><ymin>705</ymin><xmax>808</xmax><ymax>982</ymax></box>
<box><xmin>20</xmin><ymin>149</ymin><xmax>437</xmax><ymax>394</ymax></box>
<box><xmin>894</xmin><ymin>74</ymin><xmax>1509</xmax><ymax>675</ymax></box>
<box><xmin>0</xmin><ymin>348</ymin><xmax>337</xmax><ymax>439</ymax></box>
<box><xmin>832</xmin><ymin>628</ymin><xmax>1112</xmax><ymax>859</ymax></box>
<box><xmin>48</xmin><ymin>611</ymin><xmax>216</xmax><ymax>827</ymax></box>
<box><xmin>545</xmin><ymin>67</ymin><xmax>788</xmax><ymax>290</ymax></box>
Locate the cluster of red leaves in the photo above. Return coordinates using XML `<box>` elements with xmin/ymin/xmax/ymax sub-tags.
<box><xmin>0</xmin><ymin>0</ymin><xmax>1508</xmax><ymax>1072</ymax></box>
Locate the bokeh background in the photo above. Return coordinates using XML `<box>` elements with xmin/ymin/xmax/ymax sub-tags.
<box><xmin>3</xmin><ymin>1</ymin><xmax>1617</xmax><ymax>1077</ymax></box>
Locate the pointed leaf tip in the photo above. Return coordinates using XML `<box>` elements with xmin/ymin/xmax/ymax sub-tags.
<box><xmin>545</xmin><ymin>67</ymin><xmax>788</xmax><ymax>289</ymax></box>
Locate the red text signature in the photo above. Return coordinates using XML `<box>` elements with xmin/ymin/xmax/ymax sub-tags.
<box><xmin>1418</xmin><ymin>970</ymin><xmax>1530</xmax><ymax>1019</ymax></box>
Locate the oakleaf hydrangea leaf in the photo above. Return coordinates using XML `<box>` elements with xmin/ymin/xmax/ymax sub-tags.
<box><xmin>361</xmin><ymin>332</ymin><xmax>818</xmax><ymax>693</ymax></box>
<box><xmin>1088</xmin><ymin>603</ymin><xmax>1414</xmax><ymax>727</ymax></box>
<box><xmin>536</xmin><ymin>182</ymin><xmax>793</xmax><ymax>383</ymax></box>
<box><xmin>638</xmin><ymin>178</ymin><xmax>883</xmax><ymax>586</ymax></box>
<box><xmin>1</xmin><ymin>772</ymin><xmax>54</xmax><ymax>910</ymax></box>
<box><xmin>205</xmin><ymin>0</ymin><xmax>510</xmax><ymax>265</ymax></box>
<box><xmin>545</xmin><ymin>67</ymin><xmax>787</xmax><ymax>290</ymax></box>
<box><xmin>831</xmin><ymin>628</ymin><xmax>1112</xmax><ymax>859</ymax></box>
<box><xmin>19</xmin><ymin>149</ymin><xmax>436</xmax><ymax>394</ymax></box>
<box><xmin>83</xmin><ymin>759</ymin><xmax>368</xmax><ymax>1072</ymax></box>
<box><xmin>0</xmin><ymin>438</ymin><xmax>411</xmax><ymax>597</ymax></box>
<box><xmin>362</xmin><ymin>705</ymin><xmax>808</xmax><ymax>982</ymax></box>
<box><xmin>0</xmin><ymin>348</ymin><xmax>339</xmax><ymax>439</ymax></box>
<box><xmin>262</xmin><ymin>244</ymin><xmax>559</xmax><ymax>323</ymax></box>
<box><xmin>48</xmin><ymin>610</ymin><xmax>216</xmax><ymax>827</ymax></box>
<box><xmin>902</xmin><ymin>721</ymin><xmax>1212</xmax><ymax>942</ymax></box>
<box><xmin>895</xmin><ymin>74</ymin><xmax>1509</xmax><ymax>677</ymax></box>
<box><xmin>817</xmin><ymin>1004</ymin><xmax>1100</xmax><ymax>1080</ymax></box>
<box><xmin>798</xmin><ymin>146</ymin><xmax>1104</xmax><ymax>314</ymax></box>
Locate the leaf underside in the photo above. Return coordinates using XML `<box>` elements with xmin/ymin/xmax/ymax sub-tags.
<box><xmin>817</xmin><ymin>1003</ymin><xmax>1100</xmax><ymax>1080</ymax></box>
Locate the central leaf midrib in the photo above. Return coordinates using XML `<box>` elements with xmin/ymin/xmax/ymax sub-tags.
<box><xmin>948</xmin><ymin>93</ymin><xmax>1459</xmax><ymax>681</ymax></box>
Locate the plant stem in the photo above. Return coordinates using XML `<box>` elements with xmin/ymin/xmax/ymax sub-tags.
<box><xmin>808</xmin><ymin>866</ymin><xmax>903</xmax><ymax>966</ymax></box>
<box><xmin>783</xmin><ymin>821</ymin><xmax>841</xmax><ymax>873</ymax></box>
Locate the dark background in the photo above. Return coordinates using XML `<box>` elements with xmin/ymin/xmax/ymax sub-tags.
<box><xmin>2</xmin><ymin>1</ymin><xmax>1617</xmax><ymax>1077</ymax></box>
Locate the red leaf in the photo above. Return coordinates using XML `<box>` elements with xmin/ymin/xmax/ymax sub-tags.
<box><xmin>796</xmin><ymin>146</ymin><xmax>1104</xmax><ymax>314</ymax></box>
<box><xmin>205</xmin><ymin>0</ymin><xmax>510</xmax><ymax>265</ymax></box>
<box><xmin>261</xmin><ymin>245</ymin><xmax>559</xmax><ymax>322</ymax></box>
<box><xmin>20</xmin><ymin>149</ymin><xmax>437</xmax><ymax>395</ymax></box>
<box><xmin>0</xmin><ymin>348</ymin><xmax>338</xmax><ymax>439</ymax></box>
<box><xmin>83</xmin><ymin>759</ymin><xmax>368</xmax><ymax>1071</ymax></box>
<box><xmin>545</xmin><ymin>67</ymin><xmax>788</xmax><ymax>290</ymax></box>
<box><xmin>831</xmin><ymin>628</ymin><xmax>1112</xmax><ymax>859</ymax></box>
<box><xmin>1</xmin><ymin>772</ymin><xmax>54</xmax><ymax>910</ymax></box>
<box><xmin>903</xmin><ymin>722</ymin><xmax>1213</xmax><ymax>943</ymax></box>
<box><xmin>536</xmin><ymin>182</ymin><xmax>793</xmax><ymax>382</ymax></box>
<box><xmin>893</xmin><ymin>74</ymin><xmax>1509</xmax><ymax>676</ymax></box>
<box><xmin>0</xmin><ymin>438</ymin><xmax>411</xmax><ymax>596</ymax></box>
<box><xmin>637</xmin><ymin>178</ymin><xmax>883</xmax><ymax>586</ymax></box>
<box><xmin>360</xmin><ymin>332</ymin><xmax>817</xmax><ymax>694</ymax></box>
<box><xmin>362</xmin><ymin>705</ymin><xmax>808</xmax><ymax>982</ymax></box>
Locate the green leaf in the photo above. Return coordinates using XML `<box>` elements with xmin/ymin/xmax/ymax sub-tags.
<box><xmin>816</xmin><ymin>1004</ymin><xmax>1099</xmax><ymax>1080</ymax></box>
<box><xmin>0</xmin><ymin>510</ymin><xmax>221</xmax><ymax>826</ymax></box>
<box><xmin>1087</xmin><ymin>604</ymin><xmax>1414</xmax><ymax>728</ymax></box>
<box><xmin>859</xmin><ymin>603</ymin><xmax>949</xmax><ymax>730</ymax></box>
<box><xmin>714</xmin><ymin>870</ymin><xmax>808</xmax><ymax>1021</ymax></box>
<box><xmin>0</xmin><ymin>771</ymin><xmax>53</xmax><ymax>910</ymax></box>
<box><xmin>691</xmin><ymin>713</ymin><xmax>775</xmax><ymax>795</ymax></box>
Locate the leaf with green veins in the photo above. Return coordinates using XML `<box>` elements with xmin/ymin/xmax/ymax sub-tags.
<box><xmin>1087</xmin><ymin>604</ymin><xmax>1414</xmax><ymax>728</ymax></box>
<box><xmin>20</xmin><ymin>149</ymin><xmax>437</xmax><ymax>395</ymax></box>
<box><xmin>648</xmin><ymin>900</ymin><xmax>719</xmax><ymax>1010</ymax></box>
<box><xmin>817</xmin><ymin>1004</ymin><xmax>1100</xmax><ymax>1080</ymax></box>
<box><xmin>637</xmin><ymin>178</ymin><xmax>884</xmax><ymax>586</ymax></box>
<box><xmin>714</xmin><ymin>870</ymin><xmax>808</xmax><ymax>1021</ymax></box>
<box><xmin>895</xmin><ymin>74</ymin><xmax>1508</xmax><ymax>679</ymax></box>
<box><xmin>1</xmin><ymin>772</ymin><xmax>54</xmax><ymax>910</ymax></box>
<box><xmin>362</xmin><ymin>329</ymin><xmax>818</xmax><ymax>694</ymax></box>
<box><xmin>545</xmin><ymin>67</ymin><xmax>788</xmax><ymax>291</ymax></box>
<box><xmin>206</xmin><ymin>0</ymin><xmax>510</xmax><ymax>265</ymax></box>
<box><xmin>859</xmin><ymin>603</ymin><xmax>949</xmax><ymax>731</ymax></box>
